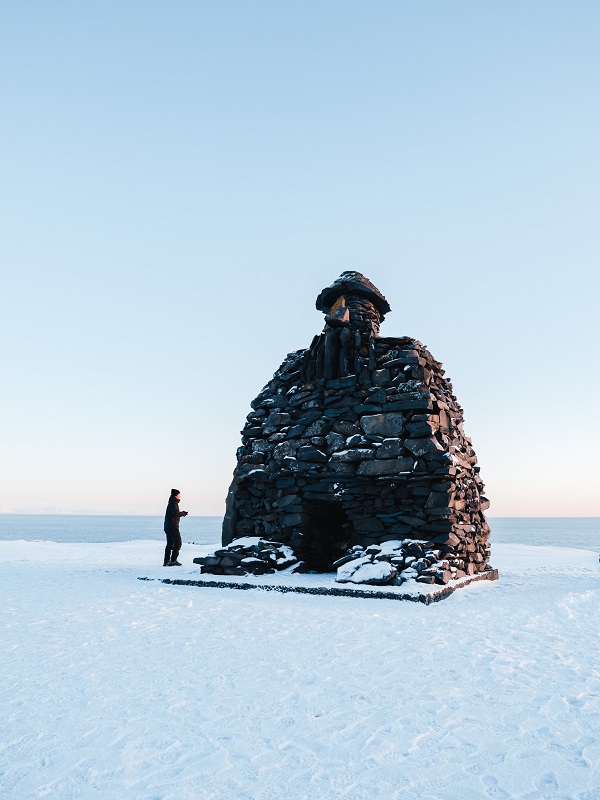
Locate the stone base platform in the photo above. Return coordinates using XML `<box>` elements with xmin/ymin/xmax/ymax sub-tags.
<box><xmin>140</xmin><ymin>567</ymin><xmax>499</xmax><ymax>605</ymax></box>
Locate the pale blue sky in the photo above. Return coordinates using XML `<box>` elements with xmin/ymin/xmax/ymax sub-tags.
<box><xmin>1</xmin><ymin>1</ymin><xmax>599</xmax><ymax>515</ymax></box>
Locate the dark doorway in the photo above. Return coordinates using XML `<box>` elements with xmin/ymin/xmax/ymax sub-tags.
<box><xmin>301</xmin><ymin>501</ymin><xmax>353</xmax><ymax>571</ymax></box>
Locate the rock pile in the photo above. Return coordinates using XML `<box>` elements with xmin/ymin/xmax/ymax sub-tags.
<box><xmin>209</xmin><ymin>272</ymin><xmax>492</xmax><ymax>587</ymax></box>
<box><xmin>335</xmin><ymin>540</ymin><xmax>455</xmax><ymax>586</ymax></box>
<box><xmin>193</xmin><ymin>537</ymin><xmax>298</xmax><ymax>576</ymax></box>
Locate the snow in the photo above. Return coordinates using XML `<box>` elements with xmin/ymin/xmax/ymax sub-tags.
<box><xmin>224</xmin><ymin>536</ymin><xmax>262</xmax><ymax>548</ymax></box>
<box><xmin>336</xmin><ymin>555</ymin><xmax>371</xmax><ymax>582</ymax></box>
<box><xmin>337</xmin><ymin>559</ymin><xmax>397</xmax><ymax>585</ymax></box>
<box><xmin>335</xmin><ymin>557</ymin><xmax>398</xmax><ymax>585</ymax></box>
<box><xmin>2</xmin><ymin>539</ymin><xmax>600</xmax><ymax>799</ymax></box>
<box><xmin>375</xmin><ymin>539</ymin><xmax>404</xmax><ymax>554</ymax></box>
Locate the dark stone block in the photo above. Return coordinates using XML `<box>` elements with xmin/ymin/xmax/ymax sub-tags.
<box><xmin>364</xmin><ymin>434</ymin><xmax>385</xmax><ymax>444</ymax></box>
<box><xmin>419</xmin><ymin>518</ymin><xmax>453</xmax><ymax>533</ymax></box>
<box><xmin>428</xmin><ymin>564</ymin><xmax>450</xmax><ymax>582</ymax></box>
<box><xmin>384</xmin><ymin>352</ymin><xmax>420</xmax><ymax>367</ymax></box>
<box><xmin>241</xmin><ymin>426</ymin><xmax>263</xmax><ymax>437</ymax></box>
<box><xmin>332</xmin><ymin>421</ymin><xmax>356</xmax><ymax>436</ymax></box>
<box><xmin>404</xmin><ymin>437</ymin><xmax>444</xmax><ymax>457</ymax></box>
<box><xmin>325</xmin><ymin>432</ymin><xmax>346</xmax><ymax>453</ymax></box>
<box><xmin>237</xmin><ymin>464</ymin><xmax>269</xmax><ymax>479</ymax></box>
<box><xmin>367</xmin><ymin>388</ymin><xmax>387</xmax><ymax>404</ymax></box>
<box><xmin>261</xmin><ymin>395</ymin><xmax>288</xmax><ymax>409</ymax></box>
<box><xmin>282</xmin><ymin>512</ymin><xmax>310</xmax><ymax>526</ymax></box>
<box><xmin>287</xmin><ymin>425</ymin><xmax>306</xmax><ymax>438</ymax></box>
<box><xmin>333</xmin><ymin>552</ymin><xmax>363</xmax><ymax>568</ymax></box>
<box><xmin>302</xmin><ymin>399</ymin><xmax>320</xmax><ymax>410</ymax></box>
<box><xmin>352</xmin><ymin>517</ymin><xmax>384</xmax><ymax>533</ymax></box>
<box><xmin>221</xmin><ymin>566</ymin><xmax>249</xmax><ymax>576</ymax></box>
<box><xmin>329</xmin><ymin>462</ymin><xmax>356</xmax><ymax>474</ymax></box>
<box><xmin>246</xmin><ymin>410</ymin><xmax>266</xmax><ymax>421</ymax></box>
<box><xmin>375</xmin><ymin>438</ymin><xmax>402</xmax><ymax>458</ymax></box>
<box><xmin>426</xmin><ymin>507</ymin><xmax>453</xmax><ymax>517</ymax></box>
<box><xmin>356</xmin><ymin>458</ymin><xmax>413</xmax><ymax>476</ymax></box>
<box><xmin>353</xmin><ymin>404</ymin><xmax>383</xmax><ymax>415</ymax></box>
<box><xmin>305</xmin><ymin>418</ymin><xmax>328</xmax><ymax>435</ymax></box>
<box><xmin>431</xmin><ymin>481</ymin><xmax>454</xmax><ymax>492</ymax></box>
<box><xmin>405</xmin><ymin>542</ymin><xmax>425</xmax><ymax>558</ymax></box>
<box><xmin>193</xmin><ymin>556</ymin><xmax>220</xmax><ymax>566</ymax></box>
<box><xmin>372</xmin><ymin>369</ymin><xmax>390</xmax><ymax>384</ymax></box>
<box><xmin>359</xmin><ymin>413</ymin><xmax>403</xmax><ymax>437</ymax></box>
<box><xmin>432</xmin><ymin>532</ymin><xmax>462</xmax><ymax>547</ymax></box>
<box><xmin>425</xmin><ymin>491</ymin><xmax>449</xmax><ymax>508</ymax></box>
<box><xmin>273</xmin><ymin>441</ymin><xmax>297</xmax><ymax>461</ymax></box>
<box><xmin>303</xmin><ymin>482</ymin><xmax>334</xmax><ymax>493</ymax></box>
<box><xmin>330</xmin><ymin>448</ymin><xmax>375</xmax><ymax>463</ymax></box>
<box><xmin>287</xmin><ymin>391</ymin><xmax>312</xmax><ymax>407</ymax></box>
<box><xmin>220</xmin><ymin>556</ymin><xmax>243</xmax><ymax>567</ymax></box>
<box><xmin>297</xmin><ymin>446</ymin><xmax>328</xmax><ymax>463</ymax></box>
<box><xmin>410</xmin><ymin>486</ymin><xmax>431</xmax><ymax>496</ymax></box>
<box><xmin>406</xmin><ymin>420</ymin><xmax>437</xmax><ymax>437</ymax></box>
<box><xmin>200</xmin><ymin>565</ymin><xmax>224</xmax><ymax>574</ymax></box>
<box><xmin>325</xmin><ymin>376</ymin><xmax>358</xmax><ymax>389</ymax></box>
<box><xmin>275</xmin><ymin>477</ymin><xmax>296</xmax><ymax>488</ymax></box>
<box><xmin>296</xmin><ymin>460</ymin><xmax>321</xmax><ymax>472</ymax></box>
<box><xmin>385</xmin><ymin>393</ymin><xmax>432</xmax><ymax>411</ymax></box>
<box><xmin>396</xmin><ymin>515</ymin><xmax>425</xmax><ymax>527</ymax></box>
<box><xmin>299</xmin><ymin>410</ymin><xmax>323</xmax><ymax>424</ymax></box>
<box><xmin>267</xmin><ymin>412</ymin><xmax>291</xmax><ymax>427</ymax></box>
<box><xmin>268</xmin><ymin>432</ymin><xmax>288</xmax><ymax>442</ymax></box>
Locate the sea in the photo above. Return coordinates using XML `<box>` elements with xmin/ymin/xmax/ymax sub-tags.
<box><xmin>1</xmin><ymin>515</ymin><xmax>600</xmax><ymax>551</ymax></box>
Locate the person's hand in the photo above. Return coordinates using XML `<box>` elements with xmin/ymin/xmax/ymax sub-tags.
<box><xmin>182</xmin><ymin>511</ymin><xmax>189</xmax><ymax>516</ymax></box>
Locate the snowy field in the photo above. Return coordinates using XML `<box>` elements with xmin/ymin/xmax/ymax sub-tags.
<box><xmin>2</xmin><ymin>540</ymin><xmax>600</xmax><ymax>800</ymax></box>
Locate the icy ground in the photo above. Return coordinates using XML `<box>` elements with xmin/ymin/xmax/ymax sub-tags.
<box><xmin>2</xmin><ymin>540</ymin><xmax>600</xmax><ymax>800</ymax></box>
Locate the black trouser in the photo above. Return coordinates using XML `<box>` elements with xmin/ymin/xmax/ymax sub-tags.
<box><xmin>164</xmin><ymin>530</ymin><xmax>182</xmax><ymax>564</ymax></box>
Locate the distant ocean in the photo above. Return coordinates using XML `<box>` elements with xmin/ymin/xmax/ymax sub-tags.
<box><xmin>0</xmin><ymin>515</ymin><xmax>223</xmax><ymax>545</ymax></box>
<box><xmin>1</xmin><ymin>515</ymin><xmax>600</xmax><ymax>551</ymax></box>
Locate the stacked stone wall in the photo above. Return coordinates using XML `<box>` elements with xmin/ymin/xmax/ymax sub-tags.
<box><xmin>218</xmin><ymin>331</ymin><xmax>491</xmax><ymax>582</ymax></box>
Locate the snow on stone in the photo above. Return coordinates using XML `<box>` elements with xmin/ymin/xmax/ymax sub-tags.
<box><xmin>375</xmin><ymin>539</ymin><xmax>404</xmax><ymax>554</ymax></box>
<box><xmin>1</xmin><ymin>539</ymin><xmax>600</xmax><ymax>799</ymax></box>
<box><xmin>335</xmin><ymin>554</ymin><xmax>371</xmax><ymax>582</ymax></box>
<box><xmin>226</xmin><ymin>536</ymin><xmax>262</xmax><ymax>548</ymax></box>
<box><xmin>337</xmin><ymin>559</ymin><xmax>396</xmax><ymax>585</ymax></box>
<box><xmin>275</xmin><ymin>544</ymin><xmax>297</xmax><ymax>567</ymax></box>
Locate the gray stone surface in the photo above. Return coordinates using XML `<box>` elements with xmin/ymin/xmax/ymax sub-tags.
<box><xmin>359</xmin><ymin>412</ymin><xmax>404</xmax><ymax>437</ymax></box>
<box><xmin>356</xmin><ymin>458</ymin><xmax>413</xmax><ymax>476</ymax></box>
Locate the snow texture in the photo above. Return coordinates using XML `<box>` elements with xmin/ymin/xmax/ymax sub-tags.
<box><xmin>336</xmin><ymin>558</ymin><xmax>396</xmax><ymax>585</ymax></box>
<box><xmin>2</xmin><ymin>539</ymin><xmax>600</xmax><ymax>799</ymax></box>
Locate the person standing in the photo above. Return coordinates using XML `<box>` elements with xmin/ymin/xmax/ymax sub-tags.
<box><xmin>163</xmin><ymin>489</ymin><xmax>188</xmax><ymax>566</ymax></box>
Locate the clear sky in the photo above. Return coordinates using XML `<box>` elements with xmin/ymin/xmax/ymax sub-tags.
<box><xmin>1</xmin><ymin>1</ymin><xmax>599</xmax><ymax>516</ymax></box>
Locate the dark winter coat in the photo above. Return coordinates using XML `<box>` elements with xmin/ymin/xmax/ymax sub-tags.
<box><xmin>164</xmin><ymin>496</ymin><xmax>185</xmax><ymax>534</ymax></box>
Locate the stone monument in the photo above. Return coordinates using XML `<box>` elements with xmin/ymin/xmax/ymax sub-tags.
<box><xmin>198</xmin><ymin>272</ymin><xmax>492</xmax><ymax>587</ymax></box>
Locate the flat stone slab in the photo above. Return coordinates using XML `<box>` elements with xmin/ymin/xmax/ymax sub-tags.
<box><xmin>139</xmin><ymin>567</ymin><xmax>498</xmax><ymax>604</ymax></box>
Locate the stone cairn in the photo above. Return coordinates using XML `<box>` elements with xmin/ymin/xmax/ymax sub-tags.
<box><xmin>195</xmin><ymin>272</ymin><xmax>492</xmax><ymax>587</ymax></box>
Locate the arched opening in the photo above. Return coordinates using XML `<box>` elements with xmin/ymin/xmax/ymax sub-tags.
<box><xmin>301</xmin><ymin>501</ymin><xmax>353</xmax><ymax>572</ymax></box>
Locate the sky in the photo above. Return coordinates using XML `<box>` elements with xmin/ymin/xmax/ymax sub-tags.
<box><xmin>1</xmin><ymin>1</ymin><xmax>599</xmax><ymax>516</ymax></box>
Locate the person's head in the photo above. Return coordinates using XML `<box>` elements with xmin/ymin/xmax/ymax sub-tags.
<box><xmin>171</xmin><ymin>488</ymin><xmax>181</xmax><ymax>500</ymax></box>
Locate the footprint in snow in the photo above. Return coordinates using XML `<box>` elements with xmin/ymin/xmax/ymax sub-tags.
<box><xmin>481</xmin><ymin>775</ymin><xmax>510</xmax><ymax>799</ymax></box>
<box><xmin>535</xmin><ymin>771</ymin><xmax>559</xmax><ymax>795</ymax></box>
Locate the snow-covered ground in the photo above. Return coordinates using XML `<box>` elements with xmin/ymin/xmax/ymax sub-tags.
<box><xmin>2</xmin><ymin>540</ymin><xmax>600</xmax><ymax>800</ymax></box>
